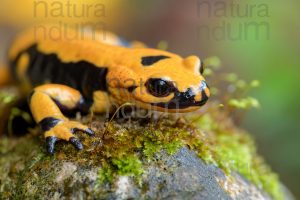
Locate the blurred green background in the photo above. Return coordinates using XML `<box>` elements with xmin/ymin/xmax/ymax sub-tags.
<box><xmin>0</xmin><ymin>0</ymin><xmax>299</xmax><ymax>198</ymax></box>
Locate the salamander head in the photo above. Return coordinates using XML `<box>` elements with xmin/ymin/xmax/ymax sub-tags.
<box><xmin>107</xmin><ymin>51</ymin><xmax>210</xmax><ymax>113</ymax></box>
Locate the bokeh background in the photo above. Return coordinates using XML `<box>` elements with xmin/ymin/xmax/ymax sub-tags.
<box><xmin>0</xmin><ymin>0</ymin><xmax>299</xmax><ymax>198</ymax></box>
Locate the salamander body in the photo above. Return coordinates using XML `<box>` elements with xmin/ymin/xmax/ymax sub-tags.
<box><xmin>6</xmin><ymin>25</ymin><xmax>210</xmax><ymax>153</ymax></box>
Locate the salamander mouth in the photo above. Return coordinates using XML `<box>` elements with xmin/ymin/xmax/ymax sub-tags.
<box><xmin>151</xmin><ymin>98</ymin><xmax>208</xmax><ymax>109</ymax></box>
<box><xmin>151</xmin><ymin>90</ymin><xmax>209</xmax><ymax>109</ymax></box>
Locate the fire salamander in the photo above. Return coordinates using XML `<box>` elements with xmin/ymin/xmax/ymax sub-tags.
<box><xmin>4</xmin><ymin>25</ymin><xmax>210</xmax><ymax>154</ymax></box>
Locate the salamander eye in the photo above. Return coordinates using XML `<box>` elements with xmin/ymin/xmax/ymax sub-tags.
<box><xmin>200</xmin><ymin>61</ymin><xmax>205</xmax><ymax>74</ymax></box>
<box><xmin>145</xmin><ymin>78</ymin><xmax>173</xmax><ymax>97</ymax></box>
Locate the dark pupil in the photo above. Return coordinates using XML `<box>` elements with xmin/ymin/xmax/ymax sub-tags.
<box><xmin>147</xmin><ymin>79</ymin><xmax>171</xmax><ymax>97</ymax></box>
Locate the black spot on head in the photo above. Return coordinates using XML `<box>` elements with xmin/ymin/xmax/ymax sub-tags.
<box><xmin>141</xmin><ymin>55</ymin><xmax>170</xmax><ymax>66</ymax></box>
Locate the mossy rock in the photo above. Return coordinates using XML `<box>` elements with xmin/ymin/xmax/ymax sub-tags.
<box><xmin>0</xmin><ymin>107</ymin><xmax>294</xmax><ymax>200</ymax></box>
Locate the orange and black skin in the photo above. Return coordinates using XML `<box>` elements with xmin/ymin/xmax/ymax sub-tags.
<box><xmin>5</xmin><ymin>25</ymin><xmax>210</xmax><ymax>154</ymax></box>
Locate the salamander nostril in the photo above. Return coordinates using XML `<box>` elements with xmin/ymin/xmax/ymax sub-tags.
<box><xmin>184</xmin><ymin>88</ymin><xmax>194</xmax><ymax>99</ymax></box>
<box><xmin>172</xmin><ymin>88</ymin><xmax>195</xmax><ymax>106</ymax></box>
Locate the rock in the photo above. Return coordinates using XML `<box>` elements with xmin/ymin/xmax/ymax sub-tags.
<box><xmin>0</xmin><ymin>112</ymin><xmax>294</xmax><ymax>200</ymax></box>
<box><xmin>54</xmin><ymin>162</ymin><xmax>77</xmax><ymax>183</ymax></box>
<box><xmin>0</xmin><ymin>142</ymin><xmax>268</xmax><ymax>199</ymax></box>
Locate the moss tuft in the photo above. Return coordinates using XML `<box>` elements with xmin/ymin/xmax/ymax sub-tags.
<box><xmin>187</xmin><ymin>112</ymin><xmax>284</xmax><ymax>200</ymax></box>
<box><xmin>97</xmin><ymin>163</ymin><xmax>114</xmax><ymax>184</ymax></box>
<box><xmin>85</xmin><ymin>110</ymin><xmax>284</xmax><ymax>200</ymax></box>
<box><xmin>112</xmin><ymin>155</ymin><xmax>143</xmax><ymax>176</ymax></box>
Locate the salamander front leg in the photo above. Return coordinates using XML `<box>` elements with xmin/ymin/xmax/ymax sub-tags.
<box><xmin>29</xmin><ymin>84</ymin><xmax>94</xmax><ymax>154</ymax></box>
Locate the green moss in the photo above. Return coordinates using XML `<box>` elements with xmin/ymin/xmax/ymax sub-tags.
<box><xmin>214</xmin><ymin>134</ymin><xmax>254</xmax><ymax>174</ymax></box>
<box><xmin>112</xmin><ymin>155</ymin><xmax>143</xmax><ymax>176</ymax></box>
<box><xmin>95</xmin><ymin>120</ymin><xmax>190</xmax><ymax>185</ymax></box>
<box><xmin>164</xmin><ymin>140</ymin><xmax>183</xmax><ymax>155</ymax></box>
<box><xmin>0</xmin><ymin>107</ymin><xmax>283</xmax><ymax>199</ymax></box>
<box><xmin>97</xmin><ymin>164</ymin><xmax>114</xmax><ymax>184</ymax></box>
<box><xmin>0</xmin><ymin>110</ymin><xmax>284</xmax><ymax>200</ymax></box>
<box><xmin>143</xmin><ymin>134</ymin><xmax>183</xmax><ymax>158</ymax></box>
<box><xmin>97</xmin><ymin>151</ymin><xmax>143</xmax><ymax>183</ymax></box>
<box><xmin>251</xmin><ymin>157</ymin><xmax>282</xmax><ymax>200</ymax></box>
<box><xmin>143</xmin><ymin>140</ymin><xmax>162</xmax><ymax>158</ymax></box>
<box><xmin>213</xmin><ymin>133</ymin><xmax>282</xmax><ymax>200</ymax></box>
<box><xmin>187</xmin><ymin>112</ymin><xmax>283</xmax><ymax>200</ymax></box>
<box><xmin>96</xmin><ymin>111</ymin><xmax>283</xmax><ymax>199</ymax></box>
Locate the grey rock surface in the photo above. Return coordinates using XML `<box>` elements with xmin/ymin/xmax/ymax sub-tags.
<box><xmin>2</xmin><ymin>146</ymin><xmax>282</xmax><ymax>200</ymax></box>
